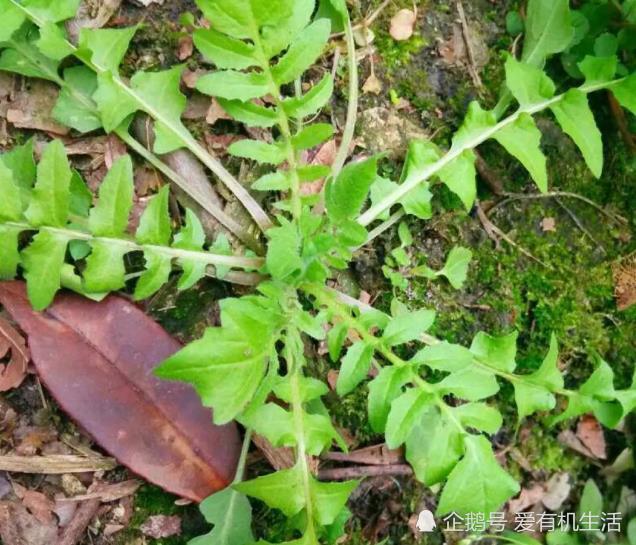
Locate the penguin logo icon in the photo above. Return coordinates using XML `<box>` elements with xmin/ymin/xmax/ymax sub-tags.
<box><xmin>416</xmin><ymin>510</ymin><xmax>436</xmax><ymax>532</ymax></box>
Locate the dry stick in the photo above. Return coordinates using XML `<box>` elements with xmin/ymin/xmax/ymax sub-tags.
<box><xmin>456</xmin><ymin>0</ymin><xmax>483</xmax><ymax>90</ymax></box>
<box><xmin>56</xmin><ymin>499</ymin><xmax>101</xmax><ymax>545</ymax></box>
<box><xmin>475</xmin><ymin>202</ymin><xmax>549</xmax><ymax>268</ymax></box>
<box><xmin>608</xmin><ymin>92</ymin><xmax>636</xmax><ymax>154</ymax></box>
<box><xmin>492</xmin><ymin>191</ymin><xmax>628</xmax><ymax>224</ymax></box>
<box><xmin>330</xmin><ymin>0</ymin><xmax>391</xmax><ymax>39</ymax></box>
<box><xmin>554</xmin><ymin>197</ymin><xmax>605</xmax><ymax>252</ymax></box>
<box><xmin>0</xmin><ymin>455</ymin><xmax>116</xmax><ymax>474</ymax></box>
<box><xmin>318</xmin><ymin>464</ymin><xmax>413</xmax><ymax>480</ymax></box>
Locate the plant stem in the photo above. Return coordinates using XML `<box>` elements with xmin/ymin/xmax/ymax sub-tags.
<box><xmin>115</xmin><ymin>129</ymin><xmax>264</xmax><ymax>252</ymax></box>
<box><xmin>356</xmin><ymin>78</ymin><xmax>627</xmax><ymax>227</ymax></box>
<box><xmin>285</xmin><ymin>328</ymin><xmax>316</xmax><ymax>537</ymax></box>
<box><xmin>9</xmin><ymin>0</ymin><xmax>273</xmax><ymax>233</ymax></box>
<box><xmin>331</xmin><ymin>13</ymin><xmax>359</xmax><ymax>180</ymax></box>
<box><xmin>4</xmin><ymin>222</ymin><xmax>264</xmax><ymax>271</ymax></box>
<box><xmin>232</xmin><ymin>428</ymin><xmax>253</xmax><ymax>484</ymax></box>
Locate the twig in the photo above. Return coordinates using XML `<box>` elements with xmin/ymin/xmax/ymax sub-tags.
<box><xmin>330</xmin><ymin>0</ymin><xmax>392</xmax><ymax>38</ymax></box>
<box><xmin>492</xmin><ymin>191</ymin><xmax>628</xmax><ymax>224</ymax></box>
<box><xmin>456</xmin><ymin>0</ymin><xmax>483</xmax><ymax>89</ymax></box>
<box><xmin>476</xmin><ymin>202</ymin><xmax>549</xmax><ymax>267</ymax></box>
<box><xmin>554</xmin><ymin>197</ymin><xmax>605</xmax><ymax>253</ymax></box>
<box><xmin>475</xmin><ymin>150</ymin><xmax>504</xmax><ymax>195</ymax></box>
<box><xmin>56</xmin><ymin>499</ymin><xmax>101</xmax><ymax>545</ymax></box>
<box><xmin>318</xmin><ymin>464</ymin><xmax>413</xmax><ymax>480</ymax></box>
<box><xmin>0</xmin><ymin>455</ymin><xmax>116</xmax><ymax>473</ymax></box>
<box><xmin>608</xmin><ymin>92</ymin><xmax>636</xmax><ymax>154</ymax></box>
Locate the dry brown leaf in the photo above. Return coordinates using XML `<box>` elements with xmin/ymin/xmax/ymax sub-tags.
<box><xmin>0</xmin><ymin>501</ymin><xmax>58</xmax><ymax>545</ymax></box>
<box><xmin>613</xmin><ymin>255</ymin><xmax>636</xmax><ymax>310</ymax></box>
<box><xmin>541</xmin><ymin>217</ymin><xmax>556</xmax><ymax>232</ymax></box>
<box><xmin>576</xmin><ymin>415</ymin><xmax>607</xmax><ymax>459</ymax></box>
<box><xmin>0</xmin><ymin>316</ymin><xmax>29</xmax><ymax>391</ymax></box>
<box><xmin>206</xmin><ymin>98</ymin><xmax>232</xmax><ymax>126</ymax></box>
<box><xmin>177</xmin><ymin>36</ymin><xmax>194</xmax><ymax>60</ymax></box>
<box><xmin>104</xmin><ymin>134</ymin><xmax>127</xmax><ymax>169</ymax></box>
<box><xmin>390</xmin><ymin>9</ymin><xmax>416</xmax><ymax>41</ymax></box>
<box><xmin>362</xmin><ymin>73</ymin><xmax>382</xmax><ymax>95</ymax></box>
<box><xmin>5</xmin><ymin>81</ymin><xmax>68</xmax><ymax>135</ymax></box>
<box><xmin>140</xmin><ymin>515</ymin><xmax>182</xmax><ymax>539</ymax></box>
<box><xmin>508</xmin><ymin>484</ymin><xmax>545</xmax><ymax>514</ymax></box>
<box><xmin>21</xmin><ymin>491</ymin><xmax>55</xmax><ymax>525</ymax></box>
<box><xmin>541</xmin><ymin>473</ymin><xmax>571</xmax><ymax>511</ymax></box>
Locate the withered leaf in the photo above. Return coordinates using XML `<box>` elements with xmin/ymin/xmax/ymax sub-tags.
<box><xmin>0</xmin><ymin>282</ymin><xmax>240</xmax><ymax>502</ymax></box>
<box><xmin>0</xmin><ymin>316</ymin><xmax>29</xmax><ymax>392</ymax></box>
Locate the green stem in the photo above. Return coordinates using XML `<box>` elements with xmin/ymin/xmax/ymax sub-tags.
<box><xmin>331</xmin><ymin>13</ymin><xmax>359</xmax><ymax>179</ymax></box>
<box><xmin>115</xmin><ymin>129</ymin><xmax>264</xmax><ymax>252</ymax></box>
<box><xmin>4</xmin><ymin>222</ymin><xmax>264</xmax><ymax>271</ymax></box>
<box><xmin>232</xmin><ymin>428</ymin><xmax>253</xmax><ymax>484</ymax></box>
<box><xmin>251</xmin><ymin>26</ymin><xmax>303</xmax><ymax>220</ymax></box>
<box><xmin>285</xmin><ymin>328</ymin><xmax>316</xmax><ymax>536</ymax></box>
<box><xmin>356</xmin><ymin>78</ymin><xmax>626</xmax><ymax>227</ymax></box>
<box><xmin>9</xmin><ymin>0</ymin><xmax>273</xmax><ymax>233</ymax></box>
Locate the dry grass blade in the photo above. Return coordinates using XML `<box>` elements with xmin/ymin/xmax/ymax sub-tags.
<box><xmin>0</xmin><ymin>454</ymin><xmax>117</xmax><ymax>474</ymax></box>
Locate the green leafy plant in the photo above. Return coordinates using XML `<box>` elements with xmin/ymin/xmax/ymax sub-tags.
<box><xmin>1</xmin><ymin>0</ymin><xmax>636</xmax><ymax>544</ymax></box>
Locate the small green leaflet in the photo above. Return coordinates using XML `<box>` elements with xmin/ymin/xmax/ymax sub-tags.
<box><xmin>326</xmin><ymin>156</ymin><xmax>379</xmax><ymax>221</ymax></box>
<box><xmin>413</xmin><ymin>246</ymin><xmax>473</xmax><ymax>289</ymax></box>
<box><xmin>173</xmin><ymin>209</ymin><xmax>208</xmax><ymax>290</ymax></box>
<box><xmin>436</xmin><ymin>366</ymin><xmax>500</xmax><ymax>401</ymax></box>
<box><xmin>78</xmin><ymin>26</ymin><xmax>137</xmax><ymax>73</ymax></box>
<box><xmin>189</xmin><ymin>488</ymin><xmax>254</xmax><ymax>545</ymax></box>
<box><xmin>266</xmin><ymin>219</ymin><xmax>303</xmax><ymax>281</ymax></box>
<box><xmin>367</xmin><ymin>365</ymin><xmax>411</xmax><ymax>433</ymax></box>
<box><xmin>382</xmin><ymin>309</ymin><xmax>436</xmax><ymax>346</ymax></box>
<box><xmin>336</xmin><ymin>342</ymin><xmax>374</xmax><ymax>395</ymax></box>
<box><xmin>438</xmin><ymin>151</ymin><xmax>477</xmax><ymax>211</ymax></box>
<box><xmin>493</xmin><ymin>113</ymin><xmax>548</xmax><ymax>193</ymax></box>
<box><xmin>470</xmin><ymin>330</ymin><xmax>518</xmax><ymax>373</ymax></box>
<box><xmin>0</xmin><ymin>161</ymin><xmax>22</xmax><ymax>221</ymax></box>
<box><xmin>83</xmin><ymin>242</ymin><xmax>128</xmax><ymax>293</ymax></box>
<box><xmin>611</xmin><ymin>73</ymin><xmax>636</xmax><ymax>115</ymax></box>
<box><xmin>412</xmin><ymin>342</ymin><xmax>473</xmax><ymax>373</ymax></box>
<box><xmin>385</xmin><ymin>389</ymin><xmax>433</xmax><ymax>448</ymax></box>
<box><xmin>513</xmin><ymin>334</ymin><xmax>563</xmax><ymax>422</ymax></box>
<box><xmin>53</xmin><ymin>66</ymin><xmax>102</xmax><ymax>133</ymax></box>
<box><xmin>0</xmin><ymin>138</ymin><xmax>36</xmax><ymax>193</ymax></box>
<box><xmin>89</xmin><ymin>155</ymin><xmax>134</xmax><ymax>237</ymax></box>
<box><xmin>156</xmin><ymin>295</ymin><xmax>282</xmax><ymax>424</ymax></box>
<box><xmin>405</xmin><ymin>407</ymin><xmax>463</xmax><ymax>486</ymax></box>
<box><xmin>22</xmin><ymin>229</ymin><xmax>70</xmax><ymax>310</ymax></box>
<box><xmin>437</xmin><ymin>434</ymin><xmax>520</xmax><ymax>515</ymax></box>
<box><xmin>271</xmin><ymin>19</ymin><xmax>331</xmax><ymax>85</ymax></box>
<box><xmin>196</xmin><ymin>71</ymin><xmax>269</xmax><ymax>102</ymax></box>
<box><xmin>37</xmin><ymin>22</ymin><xmax>74</xmax><ymax>60</ymax></box>
<box><xmin>194</xmin><ymin>27</ymin><xmax>258</xmax><ymax>70</ymax></box>
<box><xmin>282</xmin><ymin>74</ymin><xmax>334</xmax><ymax>119</ymax></box>
<box><xmin>234</xmin><ymin>464</ymin><xmax>305</xmax><ymax>517</ymax></box>
<box><xmin>229</xmin><ymin>140</ymin><xmax>287</xmax><ymax>165</ymax></box>
<box><xmin>136</xmin><ymin>186</ymin><xmax>172</xmax><ymax>246</ymax></box>
<box><xmin>454</xmin><ymin>402</ymin><xmax>502</xmax><ymax>434</ymax></box>
<box><xmin>0</xmin><ymin>0</ymin><xmax>25</xmax><ymax>42</ymax></box>
<box><xmin>550</xmin><ymin>90</ymin><xmax>603</xmax><ymax>178</ymax></box>
<box><xmin>21</xmin><ymin>0</ymin><xmax>81</xmax><ymax>23</ymax></box>
<box><xmin>134</xmin><ymin>250</ymin><xmax>172</xmax><ymax>300</ymax></box>
<box><xmin>25</xmin><ymin>140</ymin><xmax>72</xmax><ymax>228</ymax></box>
<box><xmin>505</xmin><ymin>56</ymin><xmax>556</xmax><ymax>106</ymax></box>
<box><xmin>522</xmin><ymin>0</ymin><xmax>574</xmax><ymax>66</ymax></box>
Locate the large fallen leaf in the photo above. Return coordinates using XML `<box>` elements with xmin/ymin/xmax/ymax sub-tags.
<box><xmin>0</xmin><ymin>281</ymin><xmax>240</xmax><ymax>502</ymax></box>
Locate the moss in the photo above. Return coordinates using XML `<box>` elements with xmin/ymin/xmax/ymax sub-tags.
<box><xmin>115</xmin><ymin>485</ymin><xmax>206</xmax><ymax>545</ymax></box>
